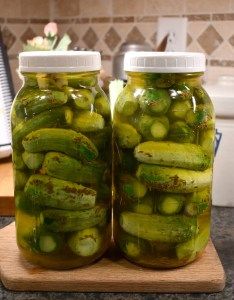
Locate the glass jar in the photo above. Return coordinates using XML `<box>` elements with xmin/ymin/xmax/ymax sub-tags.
<box><xmin>113</xmin><ymin>52</ymin><xmax>215</xmax><ymax>268</ymax></box>
<box><xmin>11</xmin><ymin>51</ymin><xmax>112</xmax><ymax>269</ymax></box>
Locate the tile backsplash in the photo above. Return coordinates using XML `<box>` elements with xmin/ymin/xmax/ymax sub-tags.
<box><xmin>0</xmin><ymin>0</ymin><xmax>234</xmax><ymax>90</ymax></box>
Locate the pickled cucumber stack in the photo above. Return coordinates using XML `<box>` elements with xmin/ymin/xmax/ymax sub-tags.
<box><xmin>12</xmin><ymin>72</ymin><xmax>111</xmax><ymax>267</ymax></box>
<box><xmin>113</xmin><ymin>72</ymin><xmax>214</xmax><ymax>268</ymax></box>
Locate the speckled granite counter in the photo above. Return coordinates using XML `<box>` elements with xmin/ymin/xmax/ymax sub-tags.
<box><xmin>0</xmin><ymin>207</ymin><xmax>233</xmax><ymax>300</ymax></box>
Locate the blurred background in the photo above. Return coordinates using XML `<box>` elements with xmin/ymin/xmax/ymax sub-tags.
<box><xmin>0</xmin><ymin>0</ymin><xmax>234</xmax><ymax>90</ymax></box>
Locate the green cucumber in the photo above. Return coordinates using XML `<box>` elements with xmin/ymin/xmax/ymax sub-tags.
<box><xmin>24</xmin><ymin>174</ymin><xmax>96</xmax><ymax>210</ymax></box>
<box><xmin>120</xmin><ymin>211</ymin><xmax>197</xmax><ymax>243</ymax></box>
<box><xmin>131</xmin><ymin>195</ymin><xmax>154</xmax><ymax>215</ymax></box>
<box><xmin>41</xmin><ymin>205</ymin><xmax>107</xmax><ymax>232</ymax></box>
<box><xmin>15</xmin><ymin>87</ymin><xmax>68</xmax><ymax>118</ymax></box>
<box><xmin>114</xmin><ymin>123</ymin><xmax>141</xmax><ymax>149</ymax></box>
<box><xmin>184</xmin><ymin>189</ymin><xmax>211</xmax><ymax>216</ymax></box>
<box><xmin>136</xmin><ymin>164</ymin><xmax>212</xmax><ymax>193</ymax></box>
<box><xmin>156</xmin><ymin>193</ymin><xmax>185</xmax><ymax>215</ymax></box>
<box><xmin>68</xmin><ymin>88</ymin><xmax>94</xmax><ymax>110</ymax></box>
<box><xmin>199</xmin><ymin>129</ymin><xmax>215</xmax><ymax>155</ymax></box>
<box><xmin>176</xmin><ymin>225</ymin><xmax>210</xmax><ymax>260</ymax></box>
<box><xmin>185</xmin><ymin>104</ymin><xmax>214</xmax><ymax>129</ymax></box>
<box><xmin>168</xmin><ymin>100</ymin><xmax>191</xmax><ymax>120</ymax></box>
<box><xmin>42</xmin><ymin>152</ymin><xmax>106</xmax><ymax>184</ymax></box>
<box><xmin>118</xmin><ymin>231</ymin><xmax>148</xmax><ymax>258</ymax></box>
<box><xmin>38</xmin><ymin>230</ymin><xmax>63</xmax><ymax>253</ymax></box>
<box><xmin>154</xmin><ymin>74</ymin><xmax>175</xmax><ymax>88</ymax></box>
<box><xmin>94</xmin><ymin>93</ymin><xmax>111</xmax><ymax>117</ymax></box>
<box><xmin>139</xmin><ymin>88</ymin><xmax>171</xmax><ymax>115</ymax></box>
<box><xmin>68</xmin><ymin>227</ymin><xmax>102</xmax><ymax>256</ymax></box>
<box><xmin>13</xmin><ymin>106</ymin><xmax>73</xmax><ymax>149</ymax></box>
<box><xmin>22</xmin><ymin>128</ymin><xmax>98</xmax><ymax>162</ymax></box>
<box><xmin>73</xmin><ymin>111</ymin><xmax>105</xmax><ymax>132</ymax></box>
<box><xmin>12</xmin><ymin>151</ymin><xmax>26</xmax><ymax>170</ymax></box>
<box><xmin>68</xmin><ymin>75</ymin><xmax>97</xmax><ymax>88</ymax></box>
<box><xmin>134</xmin><ymin>141</ymin><xmax>210</xmax><ymax>171</ymax></box>
<box><xmin>169</xmin><ymin>121</ymin><xmax>195</xmax><ymax>143</ymax></box>
<box><xmin>14</xmin><ymin>170</ymin><xmax>29</xmax><ymax>190</ymax></box>
<box><xmin>15</xmin><ymin>191</ymin><xmax>40</xmax><ymax>215</ymax></box>
<box><xmin>115</xmin><ymin>88</ymin><xmax>139</xmax><ymax>116</ymax></box>
<box><xmin>138</xmin><ymin>115</ymin><xmax>169</xmax><ymax>141</ymax></box>
<box><xmin>121</xmin><ymin>174</ymin><xmax>147</xmax><ymax>199</ymax></box>
<box><xmin>170</xmin><ymin>83</ymin><xmax>192</xmax><ymax>102</ymax></box>
<box><xmin>22</xmin><ymin>151</ymin><xmax>44</xmax><ymax>170</ymax></box>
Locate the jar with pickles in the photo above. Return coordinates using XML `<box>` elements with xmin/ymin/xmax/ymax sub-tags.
<box><xmin>11</xmin><ymin>51</ymin><xmax>111</xmax><ymax>269</ymax></box>
<box><xmin>113</xmin><ymin>52</ymin><xmax>215</xmax><ymax>268</ymax></box>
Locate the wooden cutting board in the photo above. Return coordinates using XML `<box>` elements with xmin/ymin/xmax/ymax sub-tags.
<box><xmin>0</xmin><ymin>159</ymin><xmax>14</xmax><ymax>216</ymax></box>
<box><xmin>0</xmin><ymin>222</ymin><xmax>225</xmax><ymax>293</ymax></box>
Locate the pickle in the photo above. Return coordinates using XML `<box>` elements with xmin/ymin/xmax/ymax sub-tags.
<box><xmin>22</xmin><ymin>151</ymin><xmax>44</xmax><ymax>170</ymax></box>
<box><xmin>94</xmin><ymin>93</ymin><xmax>111</xmax><ymax>117</ymax></box>
<box><xmin>169</xmin><ymin>83</ymin><xmax>192</xmax><ymax>101</ymax></box>
<box><xmin>131</xmin><ymin>195</ymin><xmax>154</xmax><ymax>215</ymax></box>
<box><xmin>185</xmin><ymin>104</ymin><xmax>214</xmax><ymax>129</ymax></box>
<box><xmin>68</xmin><ymin>227</ymin><xmax>102</xmax><ymax>256</ymax></box>
<box><xmin>120</xmin><ymin>174</ymin><xmax>147</xmax><ymax>199</ymax></box>
<box><xmin>184</xmin><ymin>189</ymin><xmax>210</xmax><ymax>216</ymax></box>
<box><xmin>37</xmin><ymin>230</ymin><xmax>63</xmax><ymax>253</ymax></box>
<box><xmin>68</xmin><ymin>88</ymin><xmax>94</xmax><ymax>110</ymax></box>
<box><xmin>14</xmin><ymin>170</ymin><xmax>29</xmax><ymax>190</ymax></box>
<box><xmin>136</xmin><ymin>164</ymin><xmax>212</xmax><ymax>193</ymax></box>
<box><xmin>22</xmin><ymin>128</ymin><xmax>98</xmax><ymax>162</ymax></box>
<box><xmin>73</xmin><ymin>111</ymin><xmax>105</xmax><ymax>132</ymax></box>
<box><xmin>41</xmin><ymin>205</ymin><xmax>107</xmax><ymax>232</ymax></box>
<box><xmin>139</xmin><ymin>88</ymin><xmax>171</xmax><ymax>115</ymax></box>
<box><xmin>114</xmin><ymin>123</ymin><xmax>141</xmax><ymax>149</ymax></box>
<box><xmin>118</xmin><ymin>231</ymin><xmax>148</xmax><ymax>258</ymax></box>
<box><xmin>154</xmin><ymin>74</ymin><xmax>175</xmax><ymax>88</ymax></box>
<box><xmin>199</xmin><ymin>129</ymin><xmax>215</xmax><ymax>155</ymax></box>
<box><xmin>193</xmin><ymin>86</ymin><xmax>209</xmax><ymax>102</ymax></box>
<box><xmin>12</xmin><ymin>150</ymin><xmax>26</xmax><ymax>170</ymax></box>
<box><xmin>13</xmin><ymin>106</ymin><xmax>73</xmax><ymax>149</ymax></box>
<box><xmin>156</xmin><ymin>193</ymin><xmax>185</xmax><ymax>215</ymax></box>
<box><xmin>168</xmin><ymin>121</ymin><xmax>195</xmax><ymax>143</ymax></box>
<box><xmin>24</xmin><ymin>174</ymin><xmax>96</xmax><ymax>211</ymax></box>
<box><xmin>134</xmin><ymin>141</ymin><xmax>210</xmax><ymax>171</ymax></box>
<box><xmin>115</xmin><ymin>88</ymin><xmax>139</xmax><ymax>116</ymax></box>
<box><xmin>15</xmin><ymin>191</ymin><xmax>40</xmax><ymax>215</ymax></box>
<box><xmin>138</xmin><ymin>115</ymin><xmax>169</xmax><ymax>141</ymax></box>
<box><xmin>168</xmin><ymin>100</ymin><xmax>191</xmax><ymax>120</ymax></box>
<box><xmin>42</xmin><ymin>152</ymin><xmax>106</xmax><ymax>184</ymax></box>
<box><xmin>176</xmin><ymin>225</ymin><xmax>210</xmax><ymax>260</ymax></box>
<box><xmin>15</xmin><ymin>87</ymin><xmax>68</xmax><ymax>118</ymax></box>
<box><xmin>120</xmin><ymin>212</ymin><xmax>197</xmax><ymax>243</ymax></box>
<box><xmin>68</xmin><ymin>75</ymin><xmax>97</xmax><ymax>88</ymax></box>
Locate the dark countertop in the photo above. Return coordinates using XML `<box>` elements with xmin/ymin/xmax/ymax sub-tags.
<box><xmin>0</xmin><ymin>207</ymin><xmax>233</xmax><ymax>300</ymax></box>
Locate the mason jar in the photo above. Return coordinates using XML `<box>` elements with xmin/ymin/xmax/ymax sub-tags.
<box><xmin>11</xmin><ymin>51</ymin><xmax>112</xmax><ymax>269</ymax></box>
<box><xmin>113</xmin><ymin>52</ymin><xmax>215</xmax><ymax>268</ymax></box>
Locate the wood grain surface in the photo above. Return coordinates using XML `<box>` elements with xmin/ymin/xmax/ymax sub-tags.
<box><xmin>0</xmin><ymin>222</ymin><xmax>225</xmax><ymax>293</ymax></box>
<box><xmin>0</xmin><ymin>159</ymin><xmax>14</xmax><ymax>216</ymax></box>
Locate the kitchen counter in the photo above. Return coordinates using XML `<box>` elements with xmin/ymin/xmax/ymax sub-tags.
<box><xmin>0</xmin><ymin>207</ymin><xmax>233</xmax><ymax>299</ymax></box>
